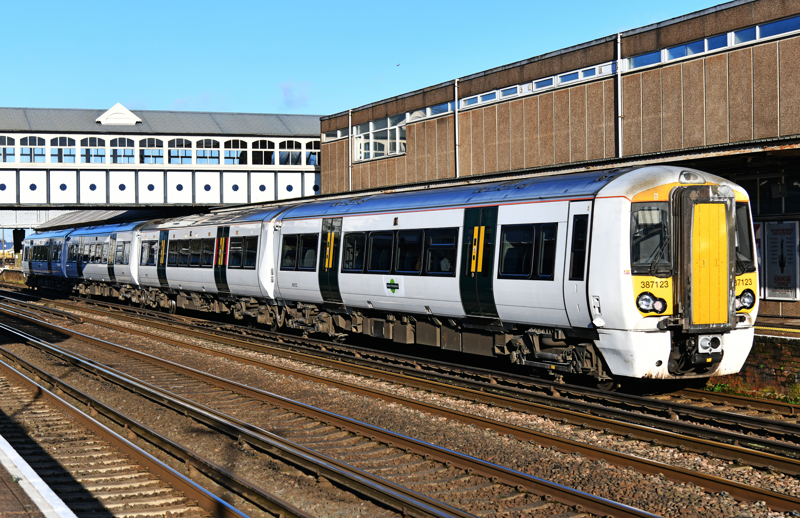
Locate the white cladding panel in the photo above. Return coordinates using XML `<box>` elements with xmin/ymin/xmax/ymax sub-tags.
<box><xmin>195</xmin><ymin>172</ymin><xmax>221</xmax><ymax>204</ymax></box>
<box><xmin>303</xmin><ymin>172</ymin><xmax>320</xmax><ymax>197</ymax></box>
<box><xmin>250</xmin><ymin>173</ymin><xmax>275</xmax><ymax>203</ymax></box>
<box><xmin>79</xmin><ymin>170</ymin><xmax>107</xmax><ymax>203</ymax></box>
<box><xmin>277</xmin><ymin>172</ymin><xmax>302</xmax><ymax>200</ymax></box>
<box><xmin>166</xmin><ymin>171</ymin><xmax>192</xmax><ymax>204</ymax></box>
<box><xmin>109</xmin><ymin>171</ymin><xmax>136</xmax><ymax>204</ymax></box>
<box><xmin>222</xmin><ymin>172</ymin><xmax>248</xmax><ymax>204</ymax></box>
<box><xmin>49</xmin><ymin>171</ymin><xmax>77</xmax><ymax>204</ymax></box>
<box><xmin>0</xmin><ymin>171</ymin><xmax>17</xmax><ymax>204</ymax></box>
<box><xmin>137</xmin><ymin>171</ymin><xmax>165</xmax><ymax>204</ymax></box>
<box><xmin>20</xmin><ymin>170</ymin><xmax>47</xmax><ymax>204</ymax></box>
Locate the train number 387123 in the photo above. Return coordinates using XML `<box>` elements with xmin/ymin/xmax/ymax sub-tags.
<box><xmin>640</xmin><ymin>280</ymin><xmax>670</xmax><ymax>289</ymax></box>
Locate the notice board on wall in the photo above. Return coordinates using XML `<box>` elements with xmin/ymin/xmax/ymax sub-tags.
<box><xmin>764</xmin><ymin>221</ymin><xmax>800</xmax><ymax>301</ymax></box>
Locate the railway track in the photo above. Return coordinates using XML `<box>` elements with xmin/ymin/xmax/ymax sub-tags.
<box><xmin>26</xmin><ymin>295</ymin><xmax>800</xmax><ymax>464</ymax></box>
<box><xmin>0</xmin><ymin>357</ymin><xmax>261</xmax><ymax>518</ymax></box>
<box><xmin>0</xmin><ymin>307</ymin><xmax>656</xmax><ymax>518</ymax></box>
<box><xmin>0</xmin><ymin>299</ymin><xmax>798</xmax><ymax>515</ymax></box>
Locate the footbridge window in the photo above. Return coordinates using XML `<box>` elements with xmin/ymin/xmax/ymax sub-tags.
<box><xmin>0</xmin><ymin>137</ymin><xmax>15</xmax><ymax>163</ymax></box>
<box><xmin>168</xmin><ymin>139</ymin><xmax>192</xmax><ymax>165</ymax></box>
<box><xmin>252</xmin><ymin>140</ymin><xmax>275</xmax><ymax>165</ymax></box>
<box><xmin>81</xmin><ymin>137</ymin><xmax>106</xmax><ymax>164</ymax></box>
<box><xmin>139</xmin><ymin>138</ymin><xmax>164</xmax><ymax>164</ymax></box>
<box><xmin>50</xmin><ymin>137</ymin><xmax>76</xmax><ymax>163</ymax></box>
<box><xmin>21</xmin><ymin>137</ymin><xmax>46</xmax><ymax>163</ymax></box>
<box><xmin>111</xmin><ymin>138</ymin><xmax>135</xmax><ymax>164</ymax></box>
<box><xmin>196</xmin><ymin>139</ymin><xmax>220</xmax><ymax>165</ymax></box>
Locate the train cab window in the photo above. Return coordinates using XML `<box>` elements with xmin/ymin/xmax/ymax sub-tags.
<box><xmin>396</xmin><ymin>231</ymin><xmax>423</xmax><ymax>274</ymax></box>
<box><xmin>190</xmin><ymin>239</ymin><xmax>202</xmax><ymax>266</ymax></box>
<box><xmin>342</xmin><ymin>233</ymin><xmax>366</xmax><ymax>272</ymax></box>
<box><xmin>735</xmin><ymin>202</ymin><xmax>757</xmax><ymax>274</ymax></box>
<box><xmin>425</xmin><ymin>228</ymin><xmax>458</xmax><ymax>276</ymax></box>
<box><xmin>280</xmin><ymin>235</ymin><xmax>298</xmax><ymax>270</ymax></box>
<box><xmin>115</xmin><ymin>244</ymin><xmax>125</xmax><ymax>264</ymax></box>
<box><xmin>569</xmin><ymin>215</ymin><xmax>589</xmax><ymax>281</ymax></box>
<box><xmin>201</xmin><ymin>239</ymin><xmax>215</xmax><ymax>267</ymax></box>
<box><xmin>167</xmin><ymin>241</ymin><xmax>179</xmax><ymax>266</ymax></box>
<box><xmin>368</xmin><ymin>232</ymin><xmax>393</xmax><ymax>273</ymax></box>
<box><xmin>178</xmin><ymin>241</ymin><xmax>190</xmax><ymax>266</ymax></box>
<box><xmin>123</xmin><ymin>242</ymin><xmax>131</xmax><ymax>265</ymax></box>
<box><xmin>499</xmin><ymin>225</ymin><xmax>534</xmax><ymax>278</ymax></box>
<box><xmin>538</xmin><ymin>224</ymin><xmax>558</xmax><ymax>279</ymax></box>
<box><xmin>297</xmin><ymin>235</ymin><xmax>316</xmax><ymax>271</ymax></box>
<box><xmin>630</xmin><ymin>203</ymin><xmax>671</xmax><ymax>274</ymax></box>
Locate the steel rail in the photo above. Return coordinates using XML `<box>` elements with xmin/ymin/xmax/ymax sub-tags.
<box><xmin>0</xmin><ymin>357</ymin><xmax>254</xmax><ymax>518</ymax></box>
<box><xmin>14</xmin><ymin>299</ymin><xmax>799</xmax><ymax>510</ymax></box>
<box><xmin>0</xmin><ymin>308</ymin><xmax>658</xmax><ymax>518</ymax></box>
<box><xmin>23</xmin><ymin>299</ymin><xmax>800</xmax><ymax>472</ymax></box>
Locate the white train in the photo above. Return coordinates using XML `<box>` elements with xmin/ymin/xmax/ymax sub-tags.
<box><xmin>23</xmin><ymin>165</ymin><xmax>758</xmax><ymax>386</ymax></box>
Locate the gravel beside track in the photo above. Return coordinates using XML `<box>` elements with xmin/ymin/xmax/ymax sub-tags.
<box><xmin>1</xmin><ymin>308</ymin><xmax>793</xmax><ymax>518</ymax></box>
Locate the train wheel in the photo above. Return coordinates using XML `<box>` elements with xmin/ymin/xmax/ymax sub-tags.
<box><xmin>596</xmin><ymin>379</ymin><xmax>619</xmax><ymax>392</ymax></box>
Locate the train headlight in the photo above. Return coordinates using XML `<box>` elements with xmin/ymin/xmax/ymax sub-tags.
<box><xmin>637</xmin><ymin>292</ymin><xmax>656</xmax><ymax>312</ymax></box>
<box><xmin>736</xmin><ymin>289</ymin><xmax>756</xmax><ymax>310</ymax></box>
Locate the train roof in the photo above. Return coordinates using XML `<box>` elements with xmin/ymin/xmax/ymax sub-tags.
<box><xmin>138</xmin><ymin>205</ymin><xmax>288</xmax><ymax>230</ymax></box>
<box><xmin>23</xmin><ymin>228</ymin><xmax>73</xmax><ymax>241</ymax></box>
<box><xmin>278</xmin><ymin>167</ymin><xmax>636</xmax><ymax>220</ymax></box>
<box><xmin>60</xmin><ymin>220</ymin><xmax>149</xmax><ymax>237</ymax></box>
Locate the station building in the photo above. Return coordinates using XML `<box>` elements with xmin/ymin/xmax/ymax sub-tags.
<box><xmin>0</xmin><ymin>103</ymin><xmax>321</xmax><ymax>228</ymax></box>
<box><xmin>319</xmin><ymin>0</ymin><xmax>800</xmax><ymax>317</ymax></box>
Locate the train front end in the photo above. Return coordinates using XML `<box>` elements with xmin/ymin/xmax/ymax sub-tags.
<box><xmin>624</xmin><ymin>169</ymin><xmax>757</xmax><ymax>379</ymax></box>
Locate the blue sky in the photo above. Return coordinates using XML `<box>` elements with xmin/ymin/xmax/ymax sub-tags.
<box><xmin>4</xmin><ymin>0</ymin><xmax>721</xmax><ymax>116</ymax></box>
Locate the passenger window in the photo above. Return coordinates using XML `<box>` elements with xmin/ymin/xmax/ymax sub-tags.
<box><xmin>139</xmin><ymin>242</ymin><xmax>149</xmax><ymax>266</ymax></box>
<box><xmin>243</xmin><ymin>236</ymin><xmax>258</xmax><ymax>269</ymax></box>
<box><xmin>569</xmin><ymin>215</ymin><xmax>589</xmax><ymax>281</ymax></box>
<box><xmin>201</xmin><ymin>239</ymin><xmax>215</xmax><ymax>267</ymax></box>
<box><xmin>178</xmin><ymin>241</ymin><xmax>190</xmax><ymax>266</ymax></box>
<box><xmin>368</xmin><ymin>232</ymin><xmax>393</xmax><ymax>272</ymax></box>
<box><xmin>499</xmin><ymin>225</ymin><xmax>534</xmax><ymax>277</ymax></box>
<box><xmin>396</xmin><ymin>230</ymin><xmax>423</xmax><ymax>274</ymax></box>
<box><xmin>115</xmin><ymin>243</ymin><xmax>124</xmax><ymax>264</ymax></box>
<box><xmin>101</xmin><ymin>243</ymin><xmax>109</xmax><ymax>264</ymax></box>
<box><xmin>342</xmin><ymin>233</ymin><xmax>366</xmax><ymax>272</ymax></box>
<box><xmin>280</xmin><ymin>235</ymin><xmax>298</xmax><ymax>270</ymax></box>
<box><xmin>167</xmin><ymin>241</ymin><xmax>178</xmax><ymax>266</ymax></box>
<box><xmin>148</xmin><ymin>241</ymin><xmax>158</xmax><ymax>266</ymax></box>
<box><xmin>228</xmin><ymin>237</ymin><xmax>243</xmax><ymax>268</ymax></box>
<box><xmin>425</xmin><ymin>228</ymin><xmax>458</xmax><ymax>275</ymax></box>
<box><xmin>297</xmin><ymin>234</ymin><xmax>317</xmax><ymax>271</ymax></box>
<box><xmin>190</xmin><ymin>239</ymin><xmax>202</xmax><ymax>266</ymax></box>
<box><xmin>87</xmin><ymin>244</ymin><xmax>96</xmax><ymax>263</ymax></box>
<box><xmin>538</xmin><ymin>224</ymin><xmax>557</xmax><ymax>279</ymax></box>
<box><xmin>123</xmin><ymin>242</ymin><xmax>131</xmax><ymax>265</ymax></box>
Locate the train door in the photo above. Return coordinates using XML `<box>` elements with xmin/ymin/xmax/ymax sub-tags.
<box><xmin>107</xmin><ymin>233</ymin><xmax>117</xmax><ymax>282</ymax></box>
<box><xmin>319</xmin><ymin>218</ymin><xmax>343</xmax><ymax>303</ymax></box>
<box><xmin>676</xmin><ymin>185</ymin><xmax>735</xmax><ymax>331</ymax></box>
<box><xmin>563</xmin><ymin>201</ymin><xmax>593</xmax><ymax>327</ymax></box>
<box><xmin>46</xmin><ymin>239</ymin><xmax>52</xmax><ymax>274</ymax></box>
<box><xmin>214</xmin><ymin>226</ymin><xmax>231</xmax><ymax>296</ymax></box>
<box><xmin>77</xmin><ymin>237</ymin><xmax>84</xmax><ymax>277</ymax></box>
<box><xmin>156</xmin><ymin>230</ymin><xmax>169</xmax><ymax>289</ymax></box>
<box><xmin>459</xmin><ymin>206</ymin><xmax>499</xmax><ymax>318</ymax></box>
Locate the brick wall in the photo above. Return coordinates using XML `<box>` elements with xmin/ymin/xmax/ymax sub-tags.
<box><xmin>711</xmin><ymin>335</ymin><xmax>800</xmax><ymax>396</ymax></box>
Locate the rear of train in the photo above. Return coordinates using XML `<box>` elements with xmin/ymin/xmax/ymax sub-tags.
<box><xmin>593</xmin><ymin>166</ymin><xmax>757</xmax><ymax>381</ymax></box>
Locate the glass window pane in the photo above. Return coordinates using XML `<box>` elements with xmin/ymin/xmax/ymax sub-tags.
<box><xmin>534</xmin><ymin>78</ymin><xmax>553</xmax><ymax>89</ymax></box>
<box><xmin>760</xmin><ymin>16</ymin><xmax>800</xmax><ymax>39</ymax></box>
<box><xmin>500</xmin><ymin>87</ymin><xmax>518</xmax><ymax>97</ymax></box>
<box><xmin>389</xmin><ymin>114</ymin><xmax>406</xmax><ymax>126</ymax></box>
<box><xmin>686</xmin><ymin>40</ymin><xmax>705</xmax><ymax>56</ymax></box>
<box><xmin>373</xmin><ymin>130</ymin><xmax>388</xmax><ymax>158</ymax></box>
<box><xmin>480</xmin><ymin>92</ymin><xmax>496</xmax><ymax>102</ymax></box>
<box><xmin>342</xmin><ymin>233</ymin><xmax>365</xmax><ymax>271</ymax></box>
<box><xmin>280</xmin><ymin>235</ymin><xmax>298</xmax><ymax>270</ymax></box>
<box><xmin>190</xmin><ymin>239</ymin><xmax>202</xmax><ymax>266</ymax></box>
<box><xmin>425</xmin><ymin>228</ymin><xmax>457</xmax><ymax>275</ymax></box>
<box><xmin>298</xmin><ymin>234</ymin><xmax>317</xmax><ymax>270</ymax></box>
<box><xmin>228</xmin><ymin>237</ymin><xmax>242</xmax><ymax>268</ymax></box>
<box><xmin>582</xmin><ymin>68</ymin><xmax>596</xmax><ymax>78</ymax></box>
<box><xmin>734</xmin><ymin>27</ymin><xmax>757</xmax><ymax>44</ymax></box>
<box><xmin>629</xmin><ymin>50</ymin><xmax>661</xmax><ymax>69</ymax></box>
<box><xmin>430</xmin><ymin>102</ymin><xmax>449</xmax><ymax>115</ymax></box>
<box><xmin>706</xmin><ymin>34</ymin><xmax>728</xmax><ymax>51</ymax></box>
<box><xmin>368</xmin><ymin>233</ymin><xmax>393</xmax><ymax>272</ymax></box>
<box><xmin>499</xmin><ymin>226</ymin><xmax>533</xmax><ymax>276</ymax></box>
<box><xmin>243</xmin><ymin>236</ymin><xmax>258</xmax><ymax>268</ymax></box>
<box><xmin>396</xmin><ymin>231</ymin><xmax>423</xmax><ymax>273</ymax></box>
<box><xmin>372</xmin><ymin>118</ymin><xmax>388</xmax><ymax>131</ymax></box>
<box><xmin>560</xmin><ymin>72</ymin><xmax>579</xmax><ymax>83</ymax></box>
<box><xmin>538</xmin><ymin>224</ymin><xmax>557</xmax><ymax>278</ymax></box>
<box><xmin>167</xmin><ymin>241</ymin><xmax>178</xmax><ymax>266</ymax></box>
<box><xmin>667</xmin><ymin>44</ymin><xmax>687</xmax><ymax>60</ymax></box>
<box><xmin>201</xmin><ymin>239</ymin><xmax>215</xmax><ymax>267</ymax></box>
<box><xmin>463</xmin><ymin>97</ymin><xmax>478</xmax><ymax>106</ymax></box>
<box><xmin>356</xmin><ymin>123</ymin><xmax>370</xmax><ymax>135</ymax></box>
